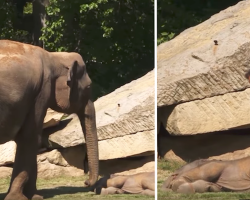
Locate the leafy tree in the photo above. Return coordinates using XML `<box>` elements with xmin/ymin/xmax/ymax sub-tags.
<box><xmin>0</xmin><ymin>1</ymin><xmax>30</xmax><ymax>43</ymax></box>
<box><xmin>0</xmin><ymin>0</ymin><xmax>154</xmax><ymax>100</ymax></box>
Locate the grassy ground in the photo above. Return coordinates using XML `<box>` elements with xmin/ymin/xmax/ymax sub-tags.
<box><xmin>158</xmin><ymin>159</ymin><xmax>250</xmax><ymax>200</ymax></box>
<box><xmin>0</xmin><ymin>175</ymin><xmax>154</xmax><ymax>200</ymax></box>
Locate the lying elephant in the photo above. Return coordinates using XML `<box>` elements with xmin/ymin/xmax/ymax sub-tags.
<box><xmin>94</xmin><ymin>172</ymin><xmax>155</xmax><ymax>196</ymax></box>
<box><xmin>162</xmin><ymin>159</ymin><xmax>215</xmax><ymax>192</ymax></box>
<box><xmin>0</xmin><ymin>40</ymin><xmax>99</xmax><ymax>200</ymax></box>
<box><xmin>162</xmin><ymin>157</ymin><xmax>250</xmax><ymax>193</ymax></box>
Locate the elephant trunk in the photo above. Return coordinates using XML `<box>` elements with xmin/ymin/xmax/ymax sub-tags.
<box><xmin>78</xmin><ymin>99</ymin><xmax>99</xmax><ymax>186</ymax></box>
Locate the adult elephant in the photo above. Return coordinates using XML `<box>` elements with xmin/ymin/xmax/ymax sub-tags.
<box><xmin>0</xmin><ymin>40</ymin><xmax>99</xmax><ymax>200</ymax></box>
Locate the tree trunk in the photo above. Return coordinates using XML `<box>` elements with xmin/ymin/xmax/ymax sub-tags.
<box><xmin>32</xmin><ymin>0</ymin><xmax>46</xmax><ymax>48</ymax></box>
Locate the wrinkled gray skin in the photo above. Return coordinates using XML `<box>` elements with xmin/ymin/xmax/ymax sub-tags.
<box><xmin>162</xmin><ymin>159</ymin><xmax>214</xmax><ymax>191</ymax></box>
<box><xmin>94</xmin><ymin>172</ymin><xmax>155</xmax><ymax>196</ymax></box>
<box><xmin>162</xmin><ymin>157</ymin><xmax>250</xmax><ymax>193</ymax></box>
<box><xmin>0</xmin><ymin>40</ymin><xmax>99</xmax><ymax>200</ymax></box>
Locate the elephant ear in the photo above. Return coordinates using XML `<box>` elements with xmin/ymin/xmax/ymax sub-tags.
<box><xmin>67</xmin><ymin>60</ymin><xmax>78</xmax><ymax>88</ymax></box>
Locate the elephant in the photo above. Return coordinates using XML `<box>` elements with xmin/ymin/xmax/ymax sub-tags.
<box><xmin>0</xmin><ymin>40</ymin><xmax>99</xmax><ymax>200</ymax></box>
<box><xmin>162</xmin><ymin>159</ymin><xmax>215</xmax><ymax>192</ymax></box>
<box><xmin>162</xmin><ymin>157</ymin><xmax>250</xmax><ymax>193</ymax></box>
<box><xmin>94</xmin><ymin>172</ymin><xmax>155</xmax><ymax>196</ymax></box>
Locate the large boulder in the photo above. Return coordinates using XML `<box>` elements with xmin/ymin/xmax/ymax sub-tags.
<box><xmin>0</xmin><ymin>141</ymin><xmax>16</xmax><ymax>166</ymax></box>
<box><xmin>43</xmin><ymin>108</ymin><xmax>64</xmax><ymax>129</ymax></box>
<box><xmin>157</xmin><ymin>1</ymin><xmax>250</xmax><ymax>163</ymax></box>
<box><xmin>158</xmin><ymin>1</ymin><xmax>250</xmax><ymax>136</ymax></box>
<box><xmin>158</xmin><ymin>0</ymin><xmax>250</xmax><ymax>107</ymax></box>
<box><xmin>160</xmin><ymin>88</ymin><xmax>250</xmax><ymax>135</ymax></box>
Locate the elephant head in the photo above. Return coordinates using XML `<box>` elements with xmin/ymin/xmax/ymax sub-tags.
<box><xmin>48</xmin><ymin>52</ymin><xmax>99</xmax><ymax>186</ymax></box>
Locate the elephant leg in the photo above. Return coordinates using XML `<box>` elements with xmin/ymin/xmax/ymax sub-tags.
<box><xmin>141</xmin><ymin>189</ymin><xmax>155</xmax><ymax>196</ymax></box>
<box><xmin>171</xmin><ymin>177</ymin><xmax>188</xmax><ymax>192</ymax></box>
<box><xmin>5</xmin><ymin>102</ymin><xmax>46</xmax><ymax>200</ymax></box>
<box><xmin>177</xmin><ymin>180</ymin><xmax>222</xmax><ymax>194</ymax></box>
<box><xmin>162</xmin><ymin>174</ymin><xmax>176</xmax><ymax>191</ymax></box>
<box><xmin>24</xmin><ymin>158</ymin><xmax>43</xmax><ymax>200</ymax></box>
<box><xmin>209</xmin><ymin>183</ymin><xmax>222</xmax><ymax>192</ymax></box>
<box><xmin>176</xmin><ymin>182</ymin><xmax>195</xmax><ymax>194</ymax></box>
<box><xmin>5</xmin><ymin>133</ymin><xmax>38</xmax><ymax>200</ymax></box>
<box><xmin>100</xmin><ymin>187</ymin><xmax>124</xmax><ymax>195</ymax></box>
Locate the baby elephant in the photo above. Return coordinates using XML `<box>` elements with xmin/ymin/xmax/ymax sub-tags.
<box><xmin>94</xmin><ymin>172</ymin><xmax>155</xmax><ymax>196</ymax></box>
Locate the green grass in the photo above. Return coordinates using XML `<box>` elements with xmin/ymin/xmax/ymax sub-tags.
<box><xmin>158</xmin><ymin>159</ymin><xmax>185</xmax><ymax>172</ymax></box>
<box><xmin>0</xmin><ymin>175</ymin><xmax>154</xmax><ymax>200</ymax></box>
<box><xmin>157</xmin><ymin>159</ymin><xmax>250</xmax><ymax>200</ymax></box>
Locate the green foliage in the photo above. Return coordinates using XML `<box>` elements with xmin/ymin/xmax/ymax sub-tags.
<box><xmin>0</xmin><ymin>0</ymin><xmax>154</xmax><ymax>100</ymax></box>
<box><xmin>157</xmin><ymin>0</ymin><xmax>242</xmax><ymax>45</ymax></box>
<box><xmin>42</xmin><ymin>0</ymin><xmax>154</xmax><ymax>97</ymax></box>
<box><xmin>158</xmin><ymin>159</ymin><xmax>185</xmax><ymax>172</ymax></box>
<box><xmin>0</xmin><ymin>1</ymin><xmax>29</xmax><ymax>42</ymax></box>
<box><xmin>23</xmin><ymin>2</ymin><xmax>32</xmax><ymax>14</ymax></box>
<box><xmin>41</xmin><ymin>0</ymin><xmax>154</xmax><ymax>99</ymax></box>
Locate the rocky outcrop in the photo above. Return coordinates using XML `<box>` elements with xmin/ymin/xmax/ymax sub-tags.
<box><xmin>158</xmin><ymin>0</ymin><xmax>250</xmax><ymax>107</ymax></box>
<box><xmin>0</xmin><ymin>141</ymin><xmax>16</xmax><ymax>166</ymax></box>
<box><xmin>43</xmin><ymin>108</ymin><xmax>64</xmax><ymax>129</ymax></box>
<box><xmin>160</xmin><ymin>88</ymin><xmax>250</xmax><ymax>135</ymax></box>
<box><xmin>158</xmin><ymin>1</ymin><xmax>250</xmax><ymax>162</ymax></box>
<box><xmin>0</xmin><ymin>70</ymin><xmax>154</xmax><ymax>177</ymax></box>
<box><xmin>0</xmin><ymin>154</ymin><xmax>154</xmax><ymax>178</ymax></box>
<box><xmin>43</xmin><ymin>116</ymin><xmax>154</xmax><ymax>160</ymax></box>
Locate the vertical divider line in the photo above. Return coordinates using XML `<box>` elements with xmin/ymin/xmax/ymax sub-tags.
<box><xmin>154</xmin><ymin>0</ymin><xmax>158</xmax><ymax>199</ymax></box>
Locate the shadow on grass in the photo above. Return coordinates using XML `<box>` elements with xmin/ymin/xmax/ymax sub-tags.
<box><xmin>40</xmin><ymin>186</ymin><xmax>91</xmax><ymax>199</ymax></box>
<box><xmin>0</xmin><ymin>193</ymin><xmax>5</xmax><ymax>200</ymax></box>
<box><xmin>0</xmin><ymin>186</ymin><xmax>91</xmax><ymax>200</ymax></box>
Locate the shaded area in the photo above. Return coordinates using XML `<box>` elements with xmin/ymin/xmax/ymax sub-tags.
<box><xmin>158</xmin><ymin>123</ymin><xmax>250</xmax><ymax>162</ymax></box>
<box><xmin>42</xmin><ymin>118</ymin><xmax>74</xmax><ymax>149</ymax></box>
<box><xmin>40</xmin><ymin>186</ymin><xmax>90</xmax><ymax>199</ymax></box>
<box><xmin>100</xmin><ymin>155</ymin><xmax>154</xmax><ymax>175</ymax></box>
<box><xmin>0</xmin><ymin>186</ymin><xmax>90</xmax><ymax>200</ymax></box>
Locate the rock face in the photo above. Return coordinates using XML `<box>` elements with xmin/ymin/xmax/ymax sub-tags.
<box><xmin>43</xmin><ymin>108</ymin><xmax>64</xmax><ymax>129</ymax></box>
<box><xmin>99</xmin><ymin>130</ymin><xmax>154</xmax><ymax>160</ymax></box>
<box><xmin>43</xmin><ymin>115</ymin><xmax>85</xmax><ymax>148</ymax></box>
<box><xmin>158</xmin><ymin>0</ymin><xmax>250</xmax><ymax>107</ymax></box>
<box><xmin>0</xmin><ymin>70</ymin><xmax>154</xmax><ymax>178</ymax></box>
<box><xmin>0</xmin><ymin>141</ymin><xmax>16</xmax><ymax>166</ymax></box>
<box><xmin>96</xmin><ymin>71</ymin><xmax>154</xmax><ymax>141</ymax></box>
<box><xmin>161</xmin><ymin>88</ymin><xmax>250</xmax><ymax>135</ymax></box>
<box><xmin>158</xmin><ymin>1</ymin><xmax>250</xmax><ymax>162</ymax></box>
<box><xmin>158</xmin><ymin>1</ymin><xmax>250</xmax><ymax>135</ymax></box>
<box><xmin>1</xmin><ymin>154</ymin><xmax>155</xmax><ymax>178</ymax></box>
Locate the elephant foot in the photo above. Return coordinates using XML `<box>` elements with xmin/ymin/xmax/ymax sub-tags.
<box><xmin>116</xmin><ymin>189</ymin><xmax>125</xmax><ymax>194</ymax></box>
<box><xmin>4</xmin><ymin>193</ymin><xmax>28</xmax><ymax>200</ymax></box>
<box><xmin>100</xmin><ymin>188</ymin><xmax>108</xmax><ymax>195</ymax></box>
<box><xmin>31</xmin><ymin>194</ymin><xmax>44</xmax><ymax>200</ymax></box>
